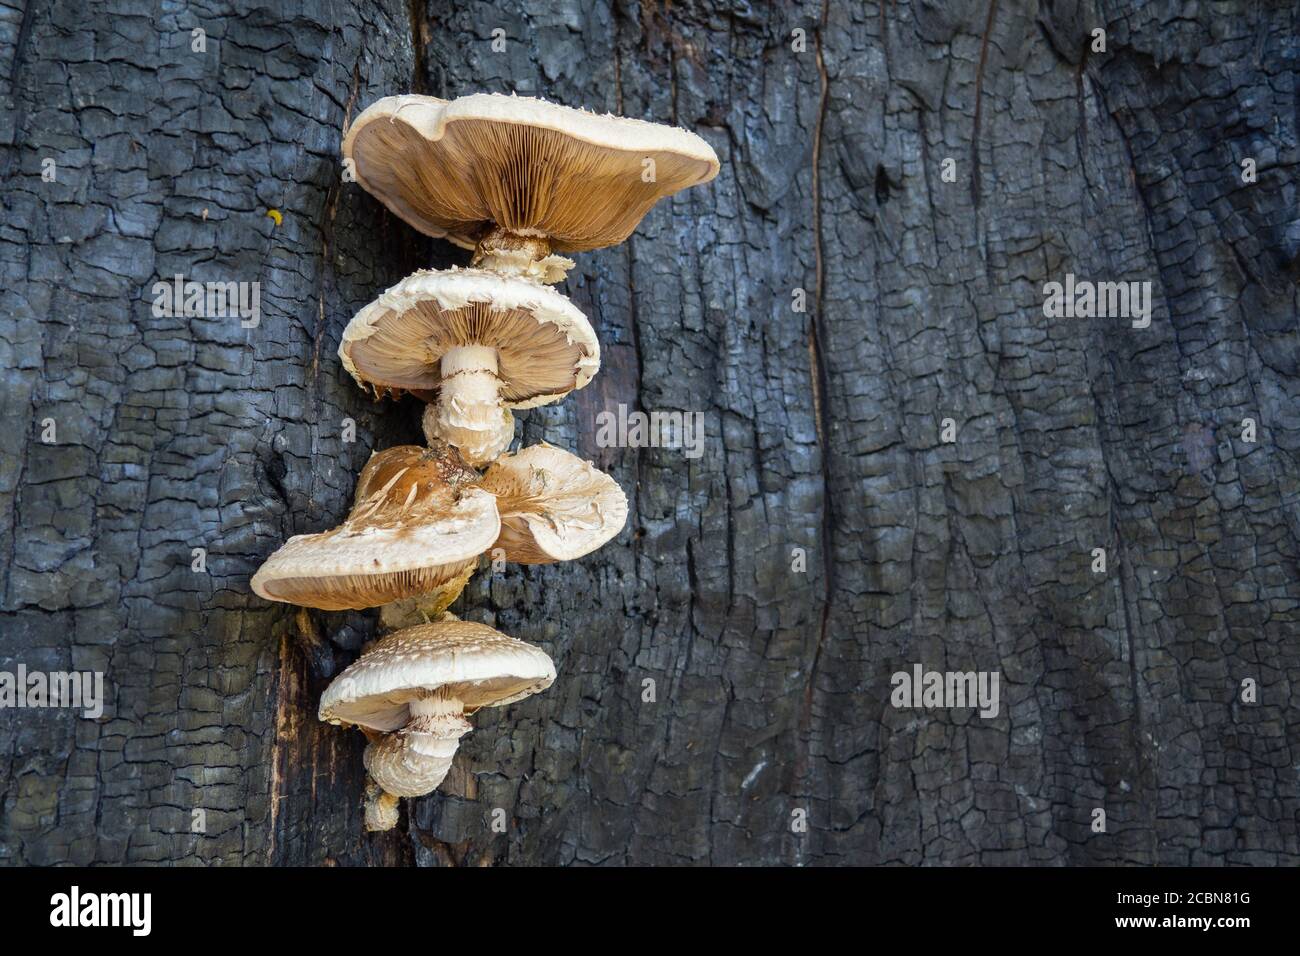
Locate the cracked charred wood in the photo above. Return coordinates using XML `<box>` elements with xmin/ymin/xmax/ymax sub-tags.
<box><xmin>0</xmin><ymin>0</ymin><xmax>1297</xmax><ymax>866</ymax></box>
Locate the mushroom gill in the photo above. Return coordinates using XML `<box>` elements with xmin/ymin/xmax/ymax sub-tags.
<box><xmin>481</xmin><ymin>442</ymin><xmax>629</xmax><ymax>563</ymax></box>
<box><xmin>342</xmin><ymin>92</ymin><xmax>720</xmax><ymax>281</ymax></box>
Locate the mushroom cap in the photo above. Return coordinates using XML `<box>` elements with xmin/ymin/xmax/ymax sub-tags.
<box><xmin>318</xmin><ymin>620</ymin><xmax>556</xmax><ymax>731</ymax></box>
<box><xmin>250</xmin><ymin>444</ymin><xmax>498</xmax><ymax>611</ymax></box>
<box><xmin>342</xmin><ymin>92</ymin><xmax>720</xmax><ymax>252</ymax></box>
<box><xmin>480</xmin><ymin>442</ymin><xmax>629</xmax><ymax>563</ymax></box>
<box><xmin>339</xmin><ymin>268</ymin><xmax>599</xmax><ymax>407</ymax></box>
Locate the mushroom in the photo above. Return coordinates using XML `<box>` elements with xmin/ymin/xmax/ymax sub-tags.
<box><xmin>319</xmin><ymin>620</ymin><xmax>555</xmax><ymax>797</ymax></box>
<box><xmin>480</xmin><ymin>442</ymin><xmax>629</xmax><ymax>563</ymax></box>
<box><xmin>339</xmin><ymin>268</ymin><xmax>599</xmax><ymax>467</ymax></box>
<box><xmin>250</xmin><ymin>443</ymin><xmax>497</xmax><ymax>611</ymax></box>
<box><xmin>363</xmin><ymin>778</ymin><xmax>401</xmax><ymax>832</ymax></box>
<box><xmin>342</xmin><ymin>92</ymin><xmax>720</xmax><ymax>282</ymax></box>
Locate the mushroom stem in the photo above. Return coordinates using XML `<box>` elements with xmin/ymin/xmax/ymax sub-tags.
<box><xmin>430</xmin><ymin>345</ymin><xmax>512</xmax><ymax>466</ymax></box>
<box><xmin>363</xmin><ymin>778</ymin><xmax>401</xmax><ymax>832</ymax></box>
<box><xmin>379</xmin><ymin>589</ymin><xmax>469</xmax><ymax>632</ymax></box>
<box><xmin>405</xmin><ymin>692</ymin><xmax>472</xmax><ymax>760</ymax></box>
<box><xmin>362</xmin><ymin>691</ymin><xmax>473</xmax><ymax>798</ymax></box>
<box><xmin>471</xmin><ymin>226</ymin><xmax>575</xmax><ymax>283</ymax></box>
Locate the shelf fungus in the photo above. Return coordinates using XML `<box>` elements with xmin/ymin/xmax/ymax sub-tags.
<box><xmin>340</xmin><ymin>268</ymin><xmax>599</xmax><ymax>467</ymax></box>
<box><xmin>342</xmin><ymin>92</ymin><xmax>720</xmax><ymax>283</ymax></box>
<box><xmin>482</xmin><ymin>442</ymin><xmax>629</xmax><ymax>563</ymax></box>
<box><xmin>250</xmin><ymin>443</ymin><xmax>496</xmax><ymax>611</ymax></box>
<box><xmin>319</xmin><ymin>620</ymin><xmax>555</xmax><ymax>809</ymax></box>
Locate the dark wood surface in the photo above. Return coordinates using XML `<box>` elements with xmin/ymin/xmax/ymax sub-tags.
<box><xmin>1</xmin><ymin>0</ymin><xmax>1297</xmax><ymax>865</ymax></box>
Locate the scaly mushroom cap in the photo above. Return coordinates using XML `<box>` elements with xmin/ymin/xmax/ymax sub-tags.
<box><xmin>480</xmin><ymin>442</ymin><xmax>629</xmax><ymax>563</ymax></box>
<box><xmin>250</xmin><ymin>444</ymin><xmax>498</xmax><ymax>611</ymax></box>
<box><xmin>342</xmin><ymin>92</ymin><xmax>720</xmax><ymax>254</ymax></box>
<box><xmin>318</xmin><ymin>620</ymin><xmax>556</xmax><ymax>731</ymax></box>
<box><xmin>340</xmin><ymin>268</ymin><xmax>599</xmax><ymax>403</ymax></box>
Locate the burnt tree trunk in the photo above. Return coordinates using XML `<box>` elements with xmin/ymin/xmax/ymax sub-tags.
<box><xmin>1</xmin><ymin>0</ymin><xmax>1297</xmax><ymax>866</ymax></box>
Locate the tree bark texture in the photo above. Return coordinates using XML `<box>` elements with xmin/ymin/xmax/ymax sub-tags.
<box><xmin>1</xmin><ymin>0</ymin><xmax>1297</xmax><ymax>865</ymax></box>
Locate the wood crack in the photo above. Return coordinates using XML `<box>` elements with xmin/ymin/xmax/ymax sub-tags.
<box><xmin>971</xmin><ymin>0</ymin><xmax>1000</xmax><ymax>210</ymax></box>
<box><xmin>795</xmin><ymin>0</ymin><xmax>835</xmax><ymax>829</ymax></box>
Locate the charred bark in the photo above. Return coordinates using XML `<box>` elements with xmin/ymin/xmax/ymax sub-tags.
<box><xmin>1</xmin><ymin>0</ymin><xmax>1297</xmax><ymax>866</ymax></box>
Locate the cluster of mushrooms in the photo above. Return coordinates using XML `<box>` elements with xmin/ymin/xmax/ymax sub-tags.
<box><xmin>250</xmin><ymin>93</ymin><xmax>719</xmax><ymax>830</ymax></box>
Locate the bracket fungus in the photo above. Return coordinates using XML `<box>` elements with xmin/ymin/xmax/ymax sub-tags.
<box><xmin>482</xmin><ymin>442</ymin><xmax>629</xmax><ymax>563</ymax></box>
<box><xmin>340</xmin><ymin>268</ymin><xmax>599</xmax><ymax>467</ymax></box>
<box><xmin>342</xmin><ymin>92</ymin><xmax>720</xmax><ymax>283</ymax></box>
<box><xmin>319</xmin><ymin>621</ymin><xmax>555</xmax><ymax>799</ymax></box>
<box><xmin>251</xmin><ymin>443</ymin><xmax>496</xmax><ymax>611</ymax></box>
